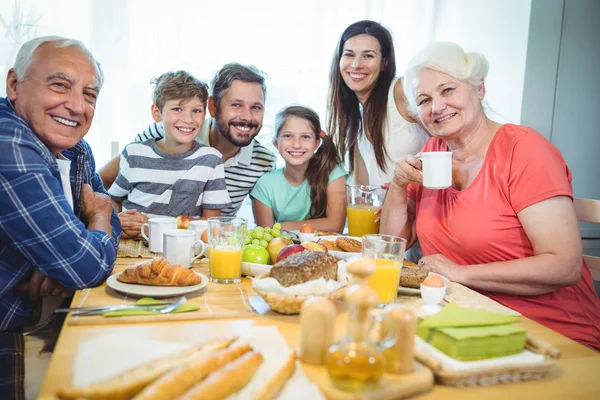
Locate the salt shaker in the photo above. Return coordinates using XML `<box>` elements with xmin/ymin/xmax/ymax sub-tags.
<box><xmin>298</xmin><ymin>297</ymin><xmax>336</xmax><ymax>365</ymax></box>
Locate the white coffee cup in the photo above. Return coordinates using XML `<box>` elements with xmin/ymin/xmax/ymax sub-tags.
<box><xmin>187</xmin><ymin>220</ymin><xmax>209</xmax><ymax>241</ymax></box>
<box><xmin>188</xmin><ymin>220</ymin><xmax>209</xmax><ymax>256</ymax></box>
<box><xmin>163</xmin><ymin>229</ymin><xmax>206</xmax><ymax>268</ymax></box>
<box><xmin>141</xmin><ymin>217</ymin><xmax>178</xmax><ymax>253</ymax></box>
<box><xmin>420</xmin><ymin>151</ymin><xmax>452</xmax><ymax>189</ymax></box>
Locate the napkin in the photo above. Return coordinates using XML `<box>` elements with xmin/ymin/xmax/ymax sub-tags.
<box><xmin>253</xmin><ymin>277</ymin><xmax>344</xmax><ymax>295</ymax></box>
<box><xmin>418</xmin><ymin>304</ymin><xmax>526</xmax><ymax>361</ymax></box>
<box><xmin>103</xmin><ymin>297</ymin><xmax>199</xmax><ymax>317</ymax></box>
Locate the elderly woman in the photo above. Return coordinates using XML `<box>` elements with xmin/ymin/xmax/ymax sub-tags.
<box><xmin>380</xmin><ymin>42</ymin><xmax>600</xmax><ymax>350</ymax></box>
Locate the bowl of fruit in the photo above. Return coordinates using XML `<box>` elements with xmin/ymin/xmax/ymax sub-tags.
<box><xmin>241</xmin><ymin>223</ymin><xmax>331</xmax><ymax>276</ymax></box>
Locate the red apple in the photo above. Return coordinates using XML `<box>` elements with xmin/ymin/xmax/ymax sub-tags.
<box><xmin>276</xmin><ymin>244</ymin><xmax>306</xmax><ymax>263</ymax></box>
<box><xmin>300</xmin><ymin>241</ymin><xmax>328</xmax><ymax>253</ymax></box>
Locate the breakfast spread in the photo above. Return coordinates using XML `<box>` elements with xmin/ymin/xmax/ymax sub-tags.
<box><xmin>269</xmin><ymin>251</ymin><xmax>338</xmax><ymax>287</ymax></box>
<box><xmin>399</xmin><ymin>266</ymin><xmax>430</xmax><ymax>288</ymax></box>
<box><xmin>117</xmin><ymin>258</ymin><xmax>202</xmax><ymax>286</ymax></box>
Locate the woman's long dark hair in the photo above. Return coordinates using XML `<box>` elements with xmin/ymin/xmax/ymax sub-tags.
<box><xmin>327</xmin><ymin>20</ymin><xmax>396</xmax><ymax>175</ymax></box>
<box><xmin>275</xmin><ymin>106</ymin><xmax>340</xmax><ymax>219</ymax></box>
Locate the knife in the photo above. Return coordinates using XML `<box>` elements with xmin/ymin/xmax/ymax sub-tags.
<box><xmin>54</xmin><ymin>302</ymin><xmax>171</xmax><ymax>313</ymax></box>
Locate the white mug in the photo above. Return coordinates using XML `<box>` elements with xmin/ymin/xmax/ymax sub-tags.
<box><xmin>188</xmin><ymin>220</ymin><xmax>209</xmax><ymax>256</ymax></box>
<box><xmin>163</xmin><ymin>229</ymin><xmax>206</xmax><ymax>268</ymax></box>
<box><xmin>141</xmin><ymin>217</ymin><xmax>178</xmax><ymax>253</ymax></box>
<box><xmin>420</xmin><ymin>151</ymin><xmax>452</xmax><ymax>189</ymax></box>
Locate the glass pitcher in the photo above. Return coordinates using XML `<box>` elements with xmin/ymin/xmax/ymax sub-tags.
<box><xmin>345</xmin><ymin>185</ymin><xmax>386</xmax><ymax>237</ymax></box>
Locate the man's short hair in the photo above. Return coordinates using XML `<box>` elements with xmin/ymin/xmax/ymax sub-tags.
<box><xmin>210</xmin><ymin>63</ymin><xmax>266</xmax><ymax>106</ymax></box>
<box><xmin>151</xmin><ymin>70</ymin><xmax>209</xmax><ymax>111</ymax></box>
<box><xmin>13</xmin><ymin>36</ymin><xmax>104</xmax><ymax>88</ymax></box>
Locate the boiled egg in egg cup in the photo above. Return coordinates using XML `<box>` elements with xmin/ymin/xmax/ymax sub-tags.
<box><xmin>298</xmin><ymin>223</ymin><xmax>316</xmax><ymax>242</ymax></box>
<box><xmin>420</xmin><ymin>274</ymin><xmax>447</xmax><ymax>314</ymax></box>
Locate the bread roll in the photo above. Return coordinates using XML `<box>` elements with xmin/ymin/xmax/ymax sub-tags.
<box><xmin>56</xmin><ymin>337</ymin><xmax>235</xmax><ymax>400</ymax></box>
<box><xmin>400</xmin><ymin>266</ymin><xmax>429</xmax><ymax>288</ymax></box>
<box><xmin>176</xmin><ymin>351</ymin><xmax>264</xmax><ymax>400</ymax></box>
<box><xmin>270</xmin><ymin>252</ymin><xmax>338</xmax><ymax>287</ymax></box>
<box><xmin>118</xmin><ymin>258</ymin><xmax>201</xmax><ymax>286</ymax></box>
<box><xmin>133</xmin><ymin>345</ymin><xmax>252</xmax><ymax>400</ymax></box>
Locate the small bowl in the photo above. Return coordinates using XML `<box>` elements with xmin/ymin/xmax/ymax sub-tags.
<box><xmin>298</xmin><ymin>232</ymin><xmax>316</xmax><ymax>242</ymax></box>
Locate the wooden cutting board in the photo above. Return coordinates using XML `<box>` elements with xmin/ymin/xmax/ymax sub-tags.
<box><xmin>302</xmin><ymin>360</ymin><xmax>434</xmax><ymax>400</ymax></box>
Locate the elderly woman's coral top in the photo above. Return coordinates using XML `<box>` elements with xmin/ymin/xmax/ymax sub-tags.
<box><xmin>407</xmin><ymin>124</ymin><xmax>600</xmax><ymax>351</ymax></box>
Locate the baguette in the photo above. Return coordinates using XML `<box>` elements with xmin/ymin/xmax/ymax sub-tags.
<box><xmin>56</xmin><ymin>337</ymin><xmax>236</xmax><ymax>400</ymax></box>
<box><xmin>176</xmin><ymin>351</ymin><xmax>264</xmax><ymax>400</ymax></box>
<box><xmin>253</xmin><ymin>350</ymin><xmax>296</xmax><ymax>400</ymax></box>
<box><xmin>133</xmin><ymin>344</ymin><xmax>252</xmax><ymax>400</ymax></box>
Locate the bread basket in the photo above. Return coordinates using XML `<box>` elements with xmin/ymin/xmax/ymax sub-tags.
<box><xmin>252</xmin><ymin>272</ymin><xmax>348</xmax><ymax>314</ymax></box>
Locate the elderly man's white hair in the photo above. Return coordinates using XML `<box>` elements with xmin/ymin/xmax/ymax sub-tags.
<box><xmin>13</xmin><ymin>35</ymin><xmax>104</xmax><ymax>88</ymax></box>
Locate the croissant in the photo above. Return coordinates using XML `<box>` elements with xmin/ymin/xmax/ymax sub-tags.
<box><xmin>117</xmin><ymin>258</ymin><xmax>202</xmax><ymax>286</ymax></box>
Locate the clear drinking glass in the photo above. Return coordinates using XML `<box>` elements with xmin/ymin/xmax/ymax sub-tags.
<box><xmin>207</xmin><ymin>217</ymin><xmax>247</xmax><ymax>283</ymax></box>
<box><xmin>345</xmin><ymin>185</ymin><xmax>386</xmax><ymax>237</ymax></box>
<box><xmin>362</xmin><ymin>234</ymin><xmax>407</xmax><ymax>308</ymax></box>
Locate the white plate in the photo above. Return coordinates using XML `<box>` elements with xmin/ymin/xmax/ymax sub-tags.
<box><xmin>397</xmin><ymin>272</ymin><xmax>450</xmax><ymax>295</ymax></box>
<box><xmin>106</xmin><ymin>272</ymin><xmax>208</xmax><ymax>298</ymax></box>
<box><xmin>316</xmin><ymin>235</ymin><xmax>362</xmax><ymax>260</ymax></box>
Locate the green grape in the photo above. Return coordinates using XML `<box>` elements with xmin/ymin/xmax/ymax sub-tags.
<box><xmin>273</xmin><ymin>223</ymin><xmax>282</xmax><ymax>231</ymax></box>
<box><xmin>243</xmin><ymin>237</ymin><xmax>251</xmax><ymax>245</ymax></box>
<box><xmin>254</xmin><ymin>227</ymin><xmax>265</xmax><ymax>234</ymax></box>
<box><xmin>271</xmin><ymin>229</ymin><xmax>281</xmax><ymax>237</ymax></box>
<box><xmin>263</xmin><ymin>233</ymin><xmax>273</xmax><ymax>242</ymax></box>
<box><xmin>259</xmin><ymin>240</ymin><xmax>268</xmax><ymax>248</ymax></box>
<box><xmin>264</xmin><ymin>227</ymin><xmax>272</xmax><ymax>234</ymax></box>
<box><xmin>253</xmin><ymin>230</ymin><xmax>264</xmax><ymax>239</ymax></box>
<box><xmin>251</xmin><ymin>239</ymin><xmax>260</xmax><ymax>246</ymax></box>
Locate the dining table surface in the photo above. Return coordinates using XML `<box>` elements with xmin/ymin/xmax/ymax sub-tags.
<box><xmin>38</xmin><ymin>256</ymin><xmax>600</xmax><ymax>400</ymax></box>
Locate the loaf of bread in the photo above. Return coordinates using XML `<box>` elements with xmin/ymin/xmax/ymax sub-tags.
<box><xmin>117</xmin><ymin>258</ymin><xmax>201</xmax><ymax>286</ymax></box>
<box><xmin>56</xmin><ymin>337</ymin><xmax>236</xmax><ymax>400</ymax></box>
<box><xmin>269</xmin><ymin>252</ymin><xmax>338</xmax><ymax>287</ymax></box>
<box><xmin>400</xmin><ymin>267</ymin><xmax>430</xmax><ymax>288</ymax></box>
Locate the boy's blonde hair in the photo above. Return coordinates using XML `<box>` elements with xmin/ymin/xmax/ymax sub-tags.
<box><xmin>151</xmin><ymin>70</ymin><xmax>209</xmax><ymax>111</ymax></box>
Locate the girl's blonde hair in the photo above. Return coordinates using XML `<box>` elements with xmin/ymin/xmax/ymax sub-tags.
<box><xmin>275</xmin><ymin>106</ymin><xmax>340</xmax><ymax>219</ymax></box>
<box><xmin>404</xmin><ymin>42</ymin><xmax>489</xmax><ymax>115</ymax></box>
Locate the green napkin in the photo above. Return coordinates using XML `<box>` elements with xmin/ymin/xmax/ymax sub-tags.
<box><xmin>418</xmin><ymin>304</ymin><xmax>526</xmax><ymax>361</ymax></box>
<box><xmin>103</xmin><ymin>297</ymin><xmax>199</xmax><ymax>317</ymax></box>
<box><xmin>419</xmin><ymin>303</ymin><xmax>520</xmax><ymax>328</ymax></box>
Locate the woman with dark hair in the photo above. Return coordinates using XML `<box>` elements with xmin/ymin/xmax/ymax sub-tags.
<box><xmin>327</xmin><ymin>20</ymin><xmax>429</xmax><ymax>186</ymax></box>
<box><xmin>250</xmin><ymin>106</ymin><xmax>347</xmax><ymax>233</ymax></box>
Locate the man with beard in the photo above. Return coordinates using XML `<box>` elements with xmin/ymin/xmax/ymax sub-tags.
<box><xmin>99</xmin><ymin>63</ymin><xmax>276</xmax><ymax>237</ymax></box>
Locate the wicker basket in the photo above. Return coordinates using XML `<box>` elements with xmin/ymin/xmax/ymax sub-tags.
<box><xmin>252</xmin><ymin>273</ymin><xmax>348</xmax><ymax>314</ymax></box>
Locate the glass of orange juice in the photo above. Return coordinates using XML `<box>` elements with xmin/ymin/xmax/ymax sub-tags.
<box><xmin>346</xmin><ymin>185</ymin><xmax>386</xmax><ymax>237</ymax></box>
<box><xmin>362</xmin><ymin>234</ymin><xmax>407</xmax><ymax>307</ymax></box>
<box><xmin>207</xmin><ymin>217</ymin><xmax>247</xmax><ymax>283</ymax></box>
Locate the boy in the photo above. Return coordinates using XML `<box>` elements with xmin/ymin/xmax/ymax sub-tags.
<box><xmin>109</xmin><ymin>71</ymin><xmax>231</xmax><ymax>238</ymax></box>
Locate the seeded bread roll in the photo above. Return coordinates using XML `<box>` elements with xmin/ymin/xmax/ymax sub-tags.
<box><xmin>269</xmin><ymin>252</ymin><xmax>338</xmax><ymax>287</ymax></box>
<box><xmin>400</xmin><ymin>267</ymin><xmax>430</xmax><ymax>289</ymax></box>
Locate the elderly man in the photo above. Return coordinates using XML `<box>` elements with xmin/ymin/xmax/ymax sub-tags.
<box><xmin>0</xmin><ymin>36</ymin><xmax>121</xmax><ymax>398</ymax></box>
<box><xmin>99</xmin><ymin>63</ymin><xmax>276</xmax><ymax>237</ymax></box>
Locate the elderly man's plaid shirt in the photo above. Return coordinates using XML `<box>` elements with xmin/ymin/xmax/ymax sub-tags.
<box><xmin>0</xmin><ymin>97</ymin><xmax>122</xmax><ymax>398</ymax></box>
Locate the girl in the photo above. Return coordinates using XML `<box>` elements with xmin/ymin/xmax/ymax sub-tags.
<box><xmin>250</xmin><ymin>106</ymin><xmax>347</xmax><ymax>232</ymax></box>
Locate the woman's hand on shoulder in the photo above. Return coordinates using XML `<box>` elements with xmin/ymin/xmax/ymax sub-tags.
<box><xmin>392</xmin><ymin>153</ymin><xmax>423</xmax><ymax>189</ymax></box>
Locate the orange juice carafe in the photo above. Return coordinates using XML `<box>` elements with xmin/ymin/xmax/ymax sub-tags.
<box><xmin>326</xmin><ymin>258</ymin><xmax>384</xmax><ymax>392</ymax></box>
<box><xmin>345</xmin><ymin>185</ymin><xmax>386</xmax><ymax>237</ymax></box>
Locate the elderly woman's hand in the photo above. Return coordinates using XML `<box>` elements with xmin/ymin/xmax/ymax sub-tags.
<box><xmin>418</xmin><ymin>253</ymin><xmax>461</xmax><ymax>281</ymax></box>
<box><xmin>392</xmin><ymin>153</ymin><xmax>423</xmax><ymax>188</ymax></box>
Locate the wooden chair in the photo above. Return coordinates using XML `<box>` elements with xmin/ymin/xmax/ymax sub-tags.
<box><xmin>573</xmin><ymin>198</ymin><xmax>600</xmax><ymax>282</ymax></box>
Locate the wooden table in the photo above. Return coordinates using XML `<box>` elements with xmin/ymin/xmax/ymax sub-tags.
<box><xmin>38</xmin><ymin>258</ymin><xmax>600</xmax><ymax>399</ymax></box>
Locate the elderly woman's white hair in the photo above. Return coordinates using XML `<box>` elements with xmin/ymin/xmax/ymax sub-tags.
<box><xmin>13</xmin><ymin>36</ymin><xmax>104</xmax><ymax>88</ymax></box>
<box><xmin>403</xmin><ymin>42</ymin><xmax>489</xmax><ymax>115</ymax></box>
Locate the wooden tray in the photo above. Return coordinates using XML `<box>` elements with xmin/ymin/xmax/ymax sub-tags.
<box><xmin>302</xmin><ymin>360</ymin><xmax>434</xmax><ymax>400</ymax></box>
<box><xmin>414</xmin><ymin>333</ymin><xmax>560</xmax><ymax>387</ymax></box>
